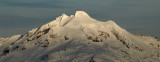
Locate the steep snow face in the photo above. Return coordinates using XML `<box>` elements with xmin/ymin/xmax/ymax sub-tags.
<box><xmin>0</xmin><ymin>11</ymin><xmax>160</xmax><ymax>62</ymax></box>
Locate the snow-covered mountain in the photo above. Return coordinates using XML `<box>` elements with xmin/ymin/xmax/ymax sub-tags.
<box><xmin>0</xmin><ymin>11</ymin><xmax>160</xmax><ymax>62</ymax></box>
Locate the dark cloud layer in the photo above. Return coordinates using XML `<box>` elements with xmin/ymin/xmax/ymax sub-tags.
<box><xmin>0</xmin><ymin>0</ymin><xmax>71</xmax><ymax>8</ymax></box>
<box><xmin>0</xmin><ymin>0</ymin><xmax>160</xmax><ymax>38</ymax></box>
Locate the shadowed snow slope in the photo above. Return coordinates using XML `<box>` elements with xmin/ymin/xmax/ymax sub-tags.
<box><xmin>0</xmin><ymin>11</ymin><xmax>160</xmax><ymax>62</ymax></box>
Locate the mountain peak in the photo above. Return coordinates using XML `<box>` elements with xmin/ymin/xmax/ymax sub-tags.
<box><xmin>75</xmin><ymin>11</ymin><xmax>90</xmax><ymax>18</ymax></box>
<box><xmin>1</xmin><ymin>11</ymin><xmax>160</xmax><ymax>62</ymax></box>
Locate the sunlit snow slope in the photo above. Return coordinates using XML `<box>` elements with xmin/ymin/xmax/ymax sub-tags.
<box><xmin>0</xmin><ymin>11</ymin><xmax>160</xmax><ymax>62</ymax></box>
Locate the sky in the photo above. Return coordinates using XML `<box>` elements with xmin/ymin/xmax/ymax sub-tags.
<box><xmin>0</xmin><ymin>0</ymin><xmax>160</xmax><ymax>38</ymax></box>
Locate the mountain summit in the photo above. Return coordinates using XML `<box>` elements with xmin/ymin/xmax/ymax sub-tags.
<box><xmin>0</xmin><ymin>11</ymin><xmax>160</xmax><ymax>62</ymax></box>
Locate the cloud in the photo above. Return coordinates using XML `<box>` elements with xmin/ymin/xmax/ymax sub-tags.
<box><xmin>0</xmin><ymin>0</ymin><xmax>71</xmax><ymax>8</ymax></box>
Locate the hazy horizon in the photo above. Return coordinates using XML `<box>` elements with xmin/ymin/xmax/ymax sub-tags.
<box><xmin>0</xmin><ymin>0</ymin><xmax>160</xmax><ymax>38</ymax></box>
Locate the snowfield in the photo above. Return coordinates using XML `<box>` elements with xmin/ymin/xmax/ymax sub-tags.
<box><xmin>0</xmin><ymin>11</ymin><xmax>160</xmax><ymax>62</ymax></box>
